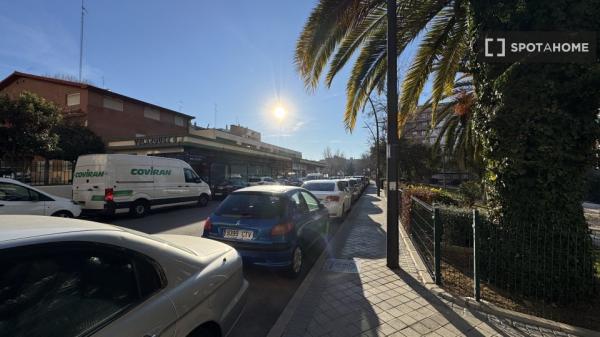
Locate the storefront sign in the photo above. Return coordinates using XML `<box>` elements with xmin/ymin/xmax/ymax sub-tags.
<box><xmin>134</xmin><ymin>136</ymin><xmax>183</xmax><ymax>146</ymax></box>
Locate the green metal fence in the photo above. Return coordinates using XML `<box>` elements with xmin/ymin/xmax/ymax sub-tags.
<box><xmin>405</xmin><ymin>196</ymin><xmax>600</xmax><ymax>329</ymax></box>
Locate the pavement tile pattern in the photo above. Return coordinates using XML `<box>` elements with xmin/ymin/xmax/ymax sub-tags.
<box><xmin>280</xmin><ymin>188</ymin><xmax>581</xmax><ymax>337</ymax></box>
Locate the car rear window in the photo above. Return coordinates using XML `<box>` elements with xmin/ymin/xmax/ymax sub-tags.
<box><xmin>303</xmin><ymin>182</ymin><xmax>335</xmax><ymax>192</ymax></box>
<box><xmin>248</xmin><ymin>178</ymin><xmax>261</xmax><ymax>182</ymax></box>
<box><xmin>215</xmin><ymin>193</ymin><xmax>284</xmax><ymax>218</ymax></box>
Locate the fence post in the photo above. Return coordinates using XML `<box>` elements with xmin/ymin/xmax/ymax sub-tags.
<box><xmin>433</xmin><ymin>206</ymin><xmax>442</xmax><ymax>285</ymax></box>
<box><xmin>473</xmin><ymin>209</ymin><xmax>481</xmax><ymax>301</ymax></box>
<box><xmin>43</xmin><ymin>159</ymin><xmax>50</xmax><ymax>185</ymax></box>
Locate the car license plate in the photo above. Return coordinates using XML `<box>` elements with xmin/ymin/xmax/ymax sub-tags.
<box><xmin>214</xmin><ymin>192</ymin><xmax>222</xmax><ymax>196</ymax></box>
<box><xmin>223</xmin><ymin>229</ymin><xmax>254</xmax><ymax>240</ymax></box>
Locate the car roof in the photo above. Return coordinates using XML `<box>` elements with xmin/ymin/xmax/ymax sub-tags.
<box><xmin>302</xmin><ymin>179</ymin><xmax>336</xmax><ymax>184</ymax></box>
<box><xmin>234</xmin><ymin>185</ymin><xmax>300</xmax><ymax>194</ymax></box>
<box><xmin>0</xmin><ymin>215</ymin><xmax>124</xmax><ymax>243</ymax></box>
<box><xmin>0</xmin><ymin>177</ymin><xmax>26</xmax><ymax>185</ymax></box>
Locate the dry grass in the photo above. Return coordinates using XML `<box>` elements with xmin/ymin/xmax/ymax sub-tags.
<box><xmin>440</xmin><ymin>253</ymin><xmax>600</xmax><ymax>331</ymax></box>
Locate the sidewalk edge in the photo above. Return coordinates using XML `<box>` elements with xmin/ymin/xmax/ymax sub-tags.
<box><xmin>398</xmin><ymin>221</ymin><xmax>600</xmax><ymax>337</ymax></box>
<box><xmin>265</xmin><ymin>192</ymin><xmax>364</xmax><ymax>337</ymax></box>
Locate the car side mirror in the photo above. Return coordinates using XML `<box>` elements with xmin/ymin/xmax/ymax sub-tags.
<box><xmin>319</xmin><ymin>203</ymin><xmax>325</xmax><ymax>210</ymax></box>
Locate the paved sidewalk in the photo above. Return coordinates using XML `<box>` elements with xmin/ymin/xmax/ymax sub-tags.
<box><xmin>271</xmin><ymin>187</ymin><xmax>585</xmax><ymax>337</ymax></box>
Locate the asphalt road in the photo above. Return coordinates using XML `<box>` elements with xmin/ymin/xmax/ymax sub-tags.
<box><xmin>107</xmin><ymin>199</ymin><xmax>333</xmax><ymax>337</ymax></box>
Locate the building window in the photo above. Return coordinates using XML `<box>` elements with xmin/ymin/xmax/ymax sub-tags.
<box><xmin>103</xmin><ymin>97</ymin><xmax>123</xmax><ymax>111</ymax></box>
<box><xmin>144</xmin><ymin>107</ymin><xmax>160</xmax><ymax>121</ymax></box>
<box><xmin>66</xmin><ymin>93</ymin><xmax>80</xmax><ymax>106</ymax></box>
<box><xmin>174</xmin><ymin>116</ymin><xmax>185</xmax><ymax>127</ymax></box>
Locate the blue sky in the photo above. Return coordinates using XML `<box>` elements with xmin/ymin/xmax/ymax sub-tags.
<box><xmin>0</xmin><ymin>0</ymin><xmax>423</xmax><ymax>160</ymax></box>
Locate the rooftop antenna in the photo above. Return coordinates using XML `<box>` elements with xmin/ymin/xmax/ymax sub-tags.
<box><xmin>214</xmin><ymin>104</ymin><xmax>217</xmax><ymax>129</ymax></box>
<box><xmin>78</xmin><ymin>0</ymin><xmax>87</xmax><ymax>82</ymax></box>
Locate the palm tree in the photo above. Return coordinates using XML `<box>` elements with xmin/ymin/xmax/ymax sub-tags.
<box><xmin>418</xmin><ymin>74</ymin><xmax>481</xmax><ymax>172</ymax></box>
<box><xmin>295</xmin><ymin>0</ymin><xmax>469</xmax><ymax>132</ymax></box>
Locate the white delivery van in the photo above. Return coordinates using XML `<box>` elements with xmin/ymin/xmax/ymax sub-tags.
<box><xmin>73</xmin><ymin>154</ymin><xmax>211</xmax><ymax>217</ymax></box>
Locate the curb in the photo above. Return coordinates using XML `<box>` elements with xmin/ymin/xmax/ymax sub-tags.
<box><xmin>398</xmin><ymin>221</ymin><xmax>600</xmax><ymax>337</ymax></box>
<box><xmin>265</xmin><ymin>189</ymin><xmax>365</xmax><ymax>337</ymax></box>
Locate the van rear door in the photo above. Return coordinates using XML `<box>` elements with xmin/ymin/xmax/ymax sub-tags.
<box><xmin>72</xmin><ymin>165</ymin><xmax>107</xmax><ymax>207</ymax></box>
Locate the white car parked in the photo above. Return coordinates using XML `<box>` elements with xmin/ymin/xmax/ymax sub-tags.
<box><xmin>247</xmin><ymin>176</ymin><xmax>275</xmax><ymax>186</ymax></box>
<box><xmin>0</xmin><ymin>178</ymin><xmax>81</xmax><ymax>217</ymax></box>
<box><xmin>301</xmin><ymin>179</ymin><xmax>352</xmax><ymax>218</ymax></box>
<box><xmin>0</xmin><ymin>215</ymin><xmax>248</xmax><ymax>337</ymax></box>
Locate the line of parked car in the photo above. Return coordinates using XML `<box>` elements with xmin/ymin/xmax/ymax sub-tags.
<box><xmin>0</xmin><ymin>152</ymin><xmax>371</xmax><ymax>337</ymax></box>
<box><xmin>201</xmin><ymin>176</ymin><xmax>370</xmax><ymax>278</ymax></box>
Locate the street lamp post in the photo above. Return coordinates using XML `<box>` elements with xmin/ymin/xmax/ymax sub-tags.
<box><xmin>367</xmin><ymin>96</ymin><xmax>381</xmax><ymax>197</ymax></box>
<box><xmin>386</xmin><ymin>0</ymin><xmax>400</xmax><ymax>269</ymax></box>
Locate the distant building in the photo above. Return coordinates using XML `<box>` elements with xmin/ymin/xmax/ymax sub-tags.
<box><xmin>0</xmin><ymin>71</ymin><xmax>324</xmax><ymax>185</ymax></box>
<box><xmin>0</xmin><ymin>71</ymin><xmax>192</xmax><ymax>141</ymax></box>
<box><xmin>401</xmin><ymin>105</ymin><xmax>447</xmax><ymax>145</ymax></box>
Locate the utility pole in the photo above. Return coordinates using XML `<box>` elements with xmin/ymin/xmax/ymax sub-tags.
<box><xmin>79</xmin><ymin>0</ymin><xmax>86</xmax><ymax>82</ymax></box>
<box><xmin>367</xmin><ymin>96</ymin><xmax>381</xmax><ymax>197</ymax></box>
<box><xmin>386</xmin><ymin>0</ymin><xmax>400</xmax><ymax>269</ymax></box>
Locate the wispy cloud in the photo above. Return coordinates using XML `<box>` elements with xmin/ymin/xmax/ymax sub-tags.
<box><xmin>0</xmin><ymin>14</ymin><xmax>102</xmax><ymax>81</ymax></box>
<box><xmin>289</xmin><ymin>120</ymin><xmax>306</xmax><ymax>132</ymax></box>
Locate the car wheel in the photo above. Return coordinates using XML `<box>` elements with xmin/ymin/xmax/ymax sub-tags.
<box><xmin>198</xmin><ymin>194</ymin><xmax>209</xmax><ymax>207</ymax></box>
<box><xmin>52</xmin><ymin>211</ymin><xmax>73</xmax><ymax>218</ymax></box>
<box><xmin>130</xmin><ymin>200</ymin><xmax>149</xmax><ymax>218</ymax></box>
<box><xmin>286</xmin><ymin>245</ymin><xmax>303</xmax><ymax>278</ymax></box>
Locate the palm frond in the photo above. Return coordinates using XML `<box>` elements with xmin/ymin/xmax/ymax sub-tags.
<box><xmin>429</xmin><ymin>2</ymin><xmax>468</xmax><ymax>124</ymax></box>
<box><xmin>399</xmin><ymin>6</ymin><xmax>456</xmax><ymax>134</ymax></box>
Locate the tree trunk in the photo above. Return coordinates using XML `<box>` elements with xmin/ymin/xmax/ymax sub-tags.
<box><xmin>469</xmin><ymin>0</ymin><xmax>600</xmax><ymax>301</ymax></box>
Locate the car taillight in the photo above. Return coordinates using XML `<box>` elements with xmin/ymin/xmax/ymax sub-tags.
<box><xmin>271</xmin><ymin>222</ymin><xmax>294</xmax><ymax>236</ymax></box>
<box><xmin>204</xmin><ymin>217</ymin><xmax>213</xmax><ymax>232</ymax></box>
<box><xmin>104</xmin><ymin>188</ymin><xmax>114</xmax><ymax>202</ymax></box>
<box><xmin>326</xmin><ymin>195</ymin><xmax>340</xmax><ymax>202</ymax></box>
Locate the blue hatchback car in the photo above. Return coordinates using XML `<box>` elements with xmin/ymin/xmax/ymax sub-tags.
<box><xmin>202</xmin><ymin>185</ymin><xmax>330</xmax><ymax>277</ymax></box>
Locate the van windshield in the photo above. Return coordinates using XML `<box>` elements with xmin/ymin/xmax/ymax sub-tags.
<box><xmin>215</xmin><ymin>193</ymin><xmax>284</xmax><ymax>219</ymax></box>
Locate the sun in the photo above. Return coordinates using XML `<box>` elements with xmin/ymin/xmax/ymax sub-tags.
<box><xmin>274</xmin><ymin>105</ymin><xmax>286</xmax><ymax>120</ymax></box>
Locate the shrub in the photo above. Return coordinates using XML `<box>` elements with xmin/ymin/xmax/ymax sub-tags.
<box><xmin>458</xmin><ymin>181</ymin><xmax>483</xmax><ymax>207</ymax></box>
<box><xmin>400</xmin><ymin>185</ymin><xmax>460</xmax><ymax>231</ymax></box>
<box><xmin>584</xmin><ymin>169</ymin><xmax>600</xmax><ymax>203</ymax></box>
<box><xmin>439</xmin><ymin>206</ymin><xmax>475</xmax><ymax>247</ymax></box>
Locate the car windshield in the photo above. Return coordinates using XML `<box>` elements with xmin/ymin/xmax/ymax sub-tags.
<box><xmin>303</xmin><ymin>182</ymin><xmax>335</xmax><ymax>192</ymax></box>
<box><xmin>215</xmin><ymin>193</ymin><xmax>284</xmax><ymax>218</ymax></box>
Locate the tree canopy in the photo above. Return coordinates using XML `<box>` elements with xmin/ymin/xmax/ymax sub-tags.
<box><xmin>0</xmin><ymin>92</ymin><xmax>62</xmax><ymax>159</ymax></box>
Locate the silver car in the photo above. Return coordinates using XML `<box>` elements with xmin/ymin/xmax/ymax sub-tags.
<box><xmin>0</xmin><ymin>215</ymin><xmax>248</xmax><ymax>337</ymax></box>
